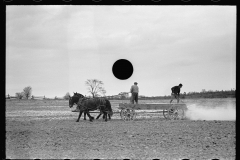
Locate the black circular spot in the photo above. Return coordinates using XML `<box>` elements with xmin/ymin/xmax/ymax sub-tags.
<box><xmin>112</xmin><ymin>59</ymin><xmax>133</xmax><ymax>80</ymax></box>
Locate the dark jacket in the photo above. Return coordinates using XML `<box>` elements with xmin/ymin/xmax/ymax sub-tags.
<box><xmin>171</xmin><ymin>86</ymin><xmax>181</xmax><ymax>95</ymax></box>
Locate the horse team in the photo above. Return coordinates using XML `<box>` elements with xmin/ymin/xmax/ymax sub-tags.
<box><xmin>69</xmin><ymin>92</ymin><xmax>113</xmax><ymax>122</ymax></box>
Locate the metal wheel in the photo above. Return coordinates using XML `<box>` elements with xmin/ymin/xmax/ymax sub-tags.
<box><xmin>167</xmin><ymin>104</ymin><xmax>185</xmax><ymax>120</ymax></box>
<box><xmin>167</xmin><ymin>104</ymin><xmax>178</xmax><ymax>120</ymax></box>
<box><xmin>120</xmin><ymin>108</ymin><xmax>136</xmax><ymax>121</ymax></box>
<box><xmin>163</xmin><ymin>109</ymin><xmax>169</xmax><ymax>119</ymax></box>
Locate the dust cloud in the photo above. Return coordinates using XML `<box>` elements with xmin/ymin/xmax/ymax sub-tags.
<box><xmin>185</xmin><ymin>104</ymin><xmax>236</xmax><ymax>121</ymax></box>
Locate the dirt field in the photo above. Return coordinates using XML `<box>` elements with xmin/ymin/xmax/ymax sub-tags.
<box><xmin>6</xmin><ymin>99</ymin><xmax>236</xmax><ymax>159</ymax></box>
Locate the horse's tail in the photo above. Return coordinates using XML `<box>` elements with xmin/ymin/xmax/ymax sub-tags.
<box><xmin>98</xmin><ymin>98</ymin><xmax>113</xmax><ymax>117</ymax></box>
<box><xmin>93</xmin><ymin>98</ymin><xmax>113</xmax><ymax>115</ymax></box>
<box><xmin>105</xmin><ymin>99</ymin><xmax>113</xmax><ymax>116</ymax></box>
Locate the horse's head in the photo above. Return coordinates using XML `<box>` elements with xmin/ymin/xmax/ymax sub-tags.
<box><xmin>69</xmin><ymin>95</ymin><xmax>84</xmax><ymax>108</ymax></box>
<box><xmin>73</xmin><ymin>92</ymin><xmax>84</xmax><ymax>98</ymax></box>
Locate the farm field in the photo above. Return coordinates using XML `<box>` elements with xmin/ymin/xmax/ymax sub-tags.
<box><xmin>6</xmin><ymin>98</ymin><xmax>236</xmax><ymax>159</ymax></box>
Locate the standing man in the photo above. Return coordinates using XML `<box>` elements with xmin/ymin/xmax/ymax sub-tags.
<box><xmin>130</xmin><ymin>82</ymin><xmax>139</xmax><ymax>104</ymax></box>
<box><xmin>170</xmin><ymin>83</ymin><xmax>183</xmax><ymax>103</ymax></box>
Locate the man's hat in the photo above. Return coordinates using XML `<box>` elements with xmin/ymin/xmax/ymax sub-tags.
<box><xmin>179</xmin><ymin>83</ymin><xmax>183</xmax><ymax>86</ymax></box>
<box><xmin>134</xmin><ymin>82</ymin><xmax>138</xmax><ymax>84</ymax></box>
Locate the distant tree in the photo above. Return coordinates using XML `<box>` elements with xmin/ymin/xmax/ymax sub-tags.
<box><xmin>64</xmin><ymin>92</ymin><xmax>71</xmax><ymax>100</ymax></box>
<box><xmin>15</xmin><ymin>92</ymin><xmax>24</xmax><ymax>99</ymax></box>
<box><xmin>208</xmin><ymin>90</ymin><xmax>213</xmax><ymax>93</ymax></box>
<box><xmin>23</xmin><ymin>86</ymin><xmax>32</xmax><ymax>99</ymax></box>
<box><xmin>85</xmin><ymin>79</ymin><xmax>106</xmax><ymax>98</ymax></box>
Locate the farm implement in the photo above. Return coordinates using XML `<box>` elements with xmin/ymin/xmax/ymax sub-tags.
<box><xmin>118</xmin><ymin>103</ymin><xmax>188</xmax><ymax>121</ymax></box>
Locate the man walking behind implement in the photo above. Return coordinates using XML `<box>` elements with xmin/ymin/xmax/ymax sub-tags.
<box><xmin>170</xmin><ymin>83</ymin><xmax>183</xmax><ymax>104</ymax></box>
<box><xmin>130</xmin><ymin>82</ymin><xmax>139</xmax><ymax>104</ymax></box>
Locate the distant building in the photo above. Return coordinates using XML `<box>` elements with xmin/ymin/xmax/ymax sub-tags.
<box><xmin>118</xmin><ymin>92</ymin><xmax>129</xmax><ymax>98</ymax></box>
<box><xmin>105</xmin><ymin>95</ymin><xmax>121</xmax><ymax>99</ymax></box>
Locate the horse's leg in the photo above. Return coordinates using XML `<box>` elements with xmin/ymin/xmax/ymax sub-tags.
<box><xmin>76</xmin><ymin>111</ymin><xmax>83</xmax><ymax>122</ymax></box>
<box><xmin>108</xmin><ymin>113</ymin><xmax>111</xmax><ymax>120</ymax></box>
<box><xmin>86</xmin><ymin>111</ymin><xmax>94</xmax><ymax>122</ymax></box>
<box><xmin>104</xmin><ymin>112</ymin><xmax>108</xmax><ymax>122</ymax></box>
<box><xmin>86</xmin><ymin>110</ymin><xmax>94</xmax><ymax>120</ymax></box>
<box><xmin>97</xmin><ymin>106</ymin><xmax>104</xmax><ymax>120</ymax></box>
<box><xmin>83</xmin><ymin>111</ymin><xmax>94</xmax><ymax>120</ymax></box>
<box><xmin>84</xmin><ymin>112</ymin><xmax>87</xmax><ymax>120</ymax></box>
<box><xmin>90</xmin><ymin>114</ymin><xmax>95</xmax><ymax>120</ymax></box>
<box><xmin>96</xmin><ymin>112</ymin><xmax>102</xmax><ymax>119</ymax></box>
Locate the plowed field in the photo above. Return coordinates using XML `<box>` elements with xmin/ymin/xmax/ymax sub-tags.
<box><xmin>6</xmin><ymin>99</ymin><xmax>235</xmax><ymax>159</ymax></box>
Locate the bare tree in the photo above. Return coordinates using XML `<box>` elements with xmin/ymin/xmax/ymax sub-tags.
<box><xmin>85</xmin><ymin>79</ymin><xmax>106</xmax><ymax>98</ymax></box>
<box><xmin>64</xmin><ymin>92</ymin><xmax>71</xmax><ymax>100</ymax></box>
<box><xmin>15</xmin><ymin>92</ymin><xmax>24</xmax><ymax>99</ymax></box>
<box><xmin>23</xmin><ymin>86</ymin><xmax>32</xmax><ymax>99</ymax></box>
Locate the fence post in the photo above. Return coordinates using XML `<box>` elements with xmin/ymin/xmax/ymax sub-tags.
<box><xmin>8</xmin><ymin>94</ymin><xmax>10</xmax><ymax>99</ymax></box>
<box><xmin>43</xmin><ymin>95</ymin><xmax>45</xmax><ymax>99</ymax></box>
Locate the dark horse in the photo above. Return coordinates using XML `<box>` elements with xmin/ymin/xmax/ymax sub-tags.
<box><xmin>76</xmin><ymin>97</ymin><xmax>113</xmax><ymax>122</ymax></box>
<box><xmin>69</xmin><ymin>93</ymin><xmax>93</xmax><ymax>120</ymax></box>
<box><xmin>69</xmin><ymin>93</ymin><xmax>113</xmax><ymax>121</ymax></box>
<box><xmin>73</xmin><ymin>92</ymin><xmax>113</xmax><ymax>120</ymax></box>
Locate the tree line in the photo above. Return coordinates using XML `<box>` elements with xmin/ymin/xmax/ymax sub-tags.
<box><xmin>181</xmin><ymin>89</ymin><xmax>235</xmax><ymax>99</ymax></box>
<box><xmin>8</xmin><ymin>79</ymin><xmax>106</xmax><ymax>100</ymax></box>
<box><xmin>14</xmin><ymin>86</ymin><xmax>32</xmax><ymax>99</ymax></box>
<box><xmin>8</xmin><ymin>80</ymin><xmax>235</xmax><ymax>100</ymax></box>
<box><xmin>137</xmin><ymin>89</ymin><xmax>235</xmax><ymax>100</ymax></box>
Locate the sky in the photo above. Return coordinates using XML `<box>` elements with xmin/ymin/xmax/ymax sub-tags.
<box><xmin>6</xmin><ymin>5</ymin><xmax>236</xmax><ymax>98</ymax></box>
